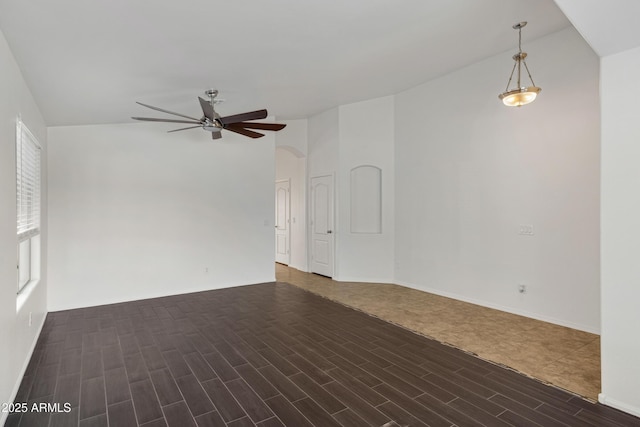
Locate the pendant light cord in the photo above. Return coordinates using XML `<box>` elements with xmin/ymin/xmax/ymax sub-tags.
<box><xmin>519</xmin><ymin>26</ymin><xmax>537</xmax><ymax>87</ymax></box>
<box><xmin>518</xmin><ymin>26</ymin><xmax>522</xmax><ymax>53</ymax></box>
<box><xmin>503</xmin><ymin>24</ymin><xmax>537</xmax><ymax>91</ymax></box>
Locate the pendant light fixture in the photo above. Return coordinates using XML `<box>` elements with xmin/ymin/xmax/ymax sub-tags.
<box><xmin>499</xmin><ymin>21</ymin><xmax>541</xmax><ymax>107</ymax></box>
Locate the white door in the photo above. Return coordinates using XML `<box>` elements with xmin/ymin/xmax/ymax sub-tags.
<box><xmin>275</xmin><ymin>179</ymin><xmax>291</xmax><ymax>265</ymax></box>
<box><xmin>310</xmin><ymin>175</ymin><xmax>334</xmax><ymax>277</ymax></box>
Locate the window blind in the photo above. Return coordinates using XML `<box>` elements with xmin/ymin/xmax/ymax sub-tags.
<box><xmin>16</xmin><ymin>119</ymin><xmax>41</xmax><ymax>242</ymax></box>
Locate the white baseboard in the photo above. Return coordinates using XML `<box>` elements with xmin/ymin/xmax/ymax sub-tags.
<box><xmin>599</xmin><ymin>393</ymin><xmax>640</xmax><ymax>418</ymax></box>
<box><xmin>285</xmin><ymin>262</ymin><xmax>308</xmax><ymax>273</ymax></box>
<box><xmin>279</xmin><ymin>265</ymin><xmax>600</xmax><ymax>334</ymax></box>
<box><xmin>333</xmin><ymin>276</ymin><xmax>394</xmax><ymax>284</ymax></box>
<box><xmin>0</xmin><ymin>313</ymin><xmax>47</xmax><ymax>427</ymax></box>
<box><xmin>395</xmin><ymin>279</ymin><xmax>600</xmax><ymax>335</ymax></box>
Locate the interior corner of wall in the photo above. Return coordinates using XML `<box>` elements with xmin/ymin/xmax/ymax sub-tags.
<box><xmin>597</xmin><ymin>393</ymin><xmax>640</xmax><ymax>418</ymax></box>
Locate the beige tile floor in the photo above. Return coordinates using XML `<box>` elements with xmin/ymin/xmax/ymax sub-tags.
<box><xmin>276</xmin><ymin>263</ymin><xmax>601</xmax><ymax>401</ymax></box>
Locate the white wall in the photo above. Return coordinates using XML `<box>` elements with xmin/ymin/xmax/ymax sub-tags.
<box><xmin>599</xmin><ymin>46</ymin><xmax>640</xmax><ymax>417</ymax></box>
<box><xmin>308</xmin><ymin>108</ymin><xmax>339</xmax><ymax>178</ymax></box>
<box><xmin>306</xmin><ymin>109</ymin><xmax>339</xmax><ymax>275</ymax></box>
<box><xmin>307</xmin><ymin>101</ymin><xmax>396</xmax><ymax>282</ymax></box>
<box><xmin>47</xmin><ymin>123</ymin><xmax>275</xmax><ymax>311</ymax></box>
<box><xmin>0</xmin><ymin>29</ymin><xmax>48</xmax><ymax>426</ymax></box>
<box><xmin>394</xmin><ymin>27</ymin><xmax>601</xmax><ymax>333</ymax></box>
<box><xmin>337</xmin><ymin>96</ymin><xmax>395</xmax><ymax>282</ymax></box>
<box><xmin>276</xmin><ymin>119</ymin><xmax>308</xmax><ymax>157</ymax></box>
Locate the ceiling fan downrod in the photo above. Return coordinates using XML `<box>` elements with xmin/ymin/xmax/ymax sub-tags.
<box><xmin>202</xmin><ymin>89</ymin><xmax>222</xmax><ymax>132</ymax></box>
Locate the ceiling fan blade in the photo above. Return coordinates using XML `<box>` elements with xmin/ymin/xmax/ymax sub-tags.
<box><xmin>198</xmin><ymin>97</ymin><xmax>215</xmax><ymax>121</ymax></box>
<box><xmin>225</xmin><ymin>125</ymin><xmax>265</xmax><ymax>139</ymax></box>
<box><xmin>233</xmin><ymin>122</ymin><xmax>286</xmax><ymax>131</ymax></box>
<box><xmin>132</xmin><ymin>117</ymin><xmax>202</xmax><ymax>124</ymax></box>
<box><xmin>136</xmin><ymin>102</ymin><xmax>201</xmax><ymax>121</ymax></box>
<box><xmin>212</xmin><ymin>132</ymin><xmax>222</xmax><ymax>140</ymax></box>
<box><xmin>167</xmin><ymin>125</ymin><xmax>202</xmax><ymax>133</ymax></box>
<box><xmin>219</xmin><ymin>109</ymin><xmax>268</xmax><ymax>125</ymax></box>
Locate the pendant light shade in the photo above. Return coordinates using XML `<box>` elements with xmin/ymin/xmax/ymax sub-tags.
<box><xmin>499</xmin><ymin>22</ymin><xmax>541</xmax><ymax>107</ymax></box>
<box><xmin>500</xmin><ymin>86</ymin><xmax>541</xmax><ymax>107</ymax></box>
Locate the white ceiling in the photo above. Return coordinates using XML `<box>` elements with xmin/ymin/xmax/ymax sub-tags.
<box><xmin>554</xmin><ymin>0</ymin><xmax>640</xmax><ymax>57</ymax></box>
<box><xmin>0</xmin><ymin>0</ymin><xmax>570</xmax><ymax>126</ymax></box>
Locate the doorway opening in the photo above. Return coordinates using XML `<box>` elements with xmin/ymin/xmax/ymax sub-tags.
<box><xmin>275</xmin><ymin>145</ymin><xmax>307</xmax><ymax>273</ymax></box>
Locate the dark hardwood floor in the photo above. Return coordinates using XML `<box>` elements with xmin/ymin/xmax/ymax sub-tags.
<box><xmin>5</xmin><ymin>282</ymin><xmax>640</xmax><ymax>427</ymax></box>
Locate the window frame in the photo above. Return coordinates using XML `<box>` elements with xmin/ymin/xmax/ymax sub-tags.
<box><xmin>16</xmin><ymin>119</ymin><xmax>42</xmax><ymax>294</ymax></box>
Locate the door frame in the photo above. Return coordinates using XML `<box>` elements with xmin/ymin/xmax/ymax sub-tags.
<box><xmin>308</xmin><ymin>173</ymin><xmax>335</xmax><ymax>277</ymax></box>
<box><xmin>275</xmin><ymin>178</ymin><xmax>291</xmax><ymax>265</ymax></box>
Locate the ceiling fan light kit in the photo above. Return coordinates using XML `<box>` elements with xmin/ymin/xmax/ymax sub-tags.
<box><xmin>132</xmin><ymin>89</ymin><xmax>286</xmax><ymax>139</ymax></box>
<box><xmin>499</xmin><ymin>21</ymin><xmax>541</xmax><ymax>107</ymax></box>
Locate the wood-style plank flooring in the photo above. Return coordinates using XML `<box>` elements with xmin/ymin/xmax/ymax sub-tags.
<box><xmin>6</xmin><ymin>282</ymin><xmax>640</xmax><ymax>427</ymax></box>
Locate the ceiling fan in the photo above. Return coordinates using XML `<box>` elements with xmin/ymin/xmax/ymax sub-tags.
<box><xmin>132</xmin><ymin>89</ymin><xmax>286</xmax><ymax>139</ymax></box>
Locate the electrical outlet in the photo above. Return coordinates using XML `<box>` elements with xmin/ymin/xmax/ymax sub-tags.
<box><xmin>28</xmin><ymin>312</ymin><xmax>32</xmax><ymax>327</ymax></box>
<box><xmin>518</xmin><ymin>224</ymin><xmax>534</xmax><ymax>236</ymax></box>
<box><xmin>205</xmin><ymin>267</ymin><xmax>209</xmax><ymax>273</ymax></box>
<box><xmin>518</xmin><ymin>284</ymin><xmax>526</xmax><ymax>294</ymax></box>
